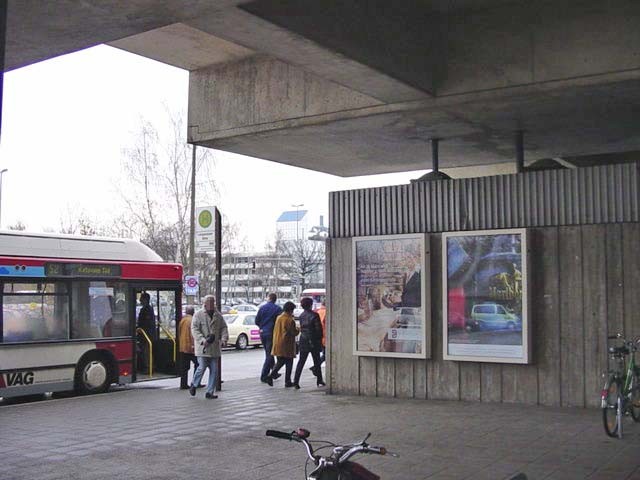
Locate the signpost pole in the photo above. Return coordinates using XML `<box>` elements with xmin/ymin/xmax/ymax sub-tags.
<box><xmin>188</xmin><ymin>145</ymin><xmax>197</xmax><ymax>304</ymax></box>
<box><xmin>215</xmin><ymin>207</ymin><xmax>223</xmax><ymax>391</ymax></box>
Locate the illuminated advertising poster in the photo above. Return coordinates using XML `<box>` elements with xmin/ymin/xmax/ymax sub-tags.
<box><xmin>353</xmin><ymin>234</ymin><xmax>428</xmax><ymax>359</ymax></box>
<box><xmin>443</xmin><ymin>229</ymin><xmax>530</xmax><ymax>363</ymax></box>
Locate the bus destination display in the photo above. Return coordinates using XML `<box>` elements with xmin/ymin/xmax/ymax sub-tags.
<box><xmin>44</xmin><ymin>263</ymin><xmax>122</xmax><ymax>278</ymax></box>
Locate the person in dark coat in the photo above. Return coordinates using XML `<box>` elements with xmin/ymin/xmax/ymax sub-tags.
<box><xmin>266</xmin><ymin>301</ymin><xmax>299</xmax><ymax>387</ymax></box>
<box><xmin>292</xmin><ymin>297</ymin><xmax>325</xmax><ymax>389</ymax></box>
<box><xmin>254</xmin><ymin>293</ymin><xmax>283</xmax><ymax>383</ymax></box>
<box><xmin>137</xmin><ymin>292</ymin><xmax>156</xmax><ymax>340</ymax></box>
<box><xmin>136</xmin><ymin>292</ymin><xmax>156</xmax><ymax>372</ymax></box>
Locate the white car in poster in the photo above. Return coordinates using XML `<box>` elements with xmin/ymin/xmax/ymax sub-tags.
<box><xmin>379</xmin><ymin>307</ymin><xmax>422</xmax><ymax>354</ymax></box>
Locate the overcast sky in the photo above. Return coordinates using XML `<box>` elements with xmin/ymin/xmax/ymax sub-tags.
<box><xmin>0</xmin><ymin>45</ymin><xmax>427</xmax><ymax>250</ymax></box>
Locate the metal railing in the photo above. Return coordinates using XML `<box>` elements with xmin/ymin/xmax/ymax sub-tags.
<box><xmin>158</xmin><ymin>324</ymin><xmax>176</xmax><ymax>363</ymax></box>
<box><xmin>136</xmin><ymin>328</ymin><xmax>153</xmax><ymax>377</ymax></box>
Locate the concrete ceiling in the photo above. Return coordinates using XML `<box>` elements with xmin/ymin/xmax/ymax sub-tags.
<box><xmin>200</xmin><ymin>76</ymin><xmax>640</xmax><ymax>176</ymax></box>
<box><xmin>5</xmin><ymin>0</ymin><xmax>640</xmax><ymax>176</ymax></box>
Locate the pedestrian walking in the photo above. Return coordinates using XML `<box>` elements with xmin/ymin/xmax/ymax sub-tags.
<box><xmin>293</xmin><ymin>297</ymin><xmax>325</xmax><ymax>389</ymax></box>
<box><xmin>178</xmin><ymin>306</ymin><xmax>198</xmax><ymax>389</ymax></box>
<box><xmin>266</xmin><ymin>301</ymin><xmax>299</xmax><ymax>387</ymax></box>
<box><xmin>254</xmin><ymin>293</ymin><xmax>282</xmax><ymax>383</ymax></box>
<box><xmin>189</xmin><ymin>295</ymin><xmax>228</xmax><ymax>399</ymax></box>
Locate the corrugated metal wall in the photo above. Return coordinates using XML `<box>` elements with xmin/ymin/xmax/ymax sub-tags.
<box><xmin>326</xmin><ymin>163</ymin><xmax>640</xmax><ymax>407</ymax></box>
<box><xmin>330</xmin><ymin>163</ymin><xmax>640</xmax><ymax>237</ymax></box>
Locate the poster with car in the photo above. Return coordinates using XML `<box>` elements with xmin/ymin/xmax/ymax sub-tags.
<box><xmin>352</xmin><ymin>234</ymin><xmax>429</xmax><ymax>359</ymax></box>
<box><xmin>442</xmin><ymin>229</ymin><xmax>530</xmax><ymax>363</ymax></box>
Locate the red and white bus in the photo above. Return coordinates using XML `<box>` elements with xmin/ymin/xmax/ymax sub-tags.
<box><xmin>0</xmin><ymin>231</ymin><xmax>183</xmax><ymax>398</ymax></box>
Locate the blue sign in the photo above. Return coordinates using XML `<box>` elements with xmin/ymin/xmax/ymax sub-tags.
<box><xmin>0</xmin><ymin>265</ymin><xmax>45</xmax><ymax>277</ymax></box>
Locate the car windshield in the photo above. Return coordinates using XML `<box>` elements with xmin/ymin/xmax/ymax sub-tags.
<box><xmin>223</xmin><ymin>314</ymin><xmax>239</xmax><ymax>324</ymax></box>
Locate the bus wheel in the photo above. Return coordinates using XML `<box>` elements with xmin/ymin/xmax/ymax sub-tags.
<box><xmin>75</xmin><ymin>354</ymin><xmax>112</xmax><ymax>395</ymax></box>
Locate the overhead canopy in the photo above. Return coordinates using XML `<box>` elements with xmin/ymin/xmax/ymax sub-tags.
<box><xmin>6</xmin><ymin>0</ymin><xmax>640</xmax><ymax>176</ymax></box>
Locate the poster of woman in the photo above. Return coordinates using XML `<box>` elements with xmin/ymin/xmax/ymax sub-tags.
<box><xmin>352</xmin><ymin>234</ymin><xmax>429</xmax><ymax>359</ymax></box>
<box><xmin>442</xmin><ymin>229</ymin><xmax>530</xmax><ymax>363</ymax></box>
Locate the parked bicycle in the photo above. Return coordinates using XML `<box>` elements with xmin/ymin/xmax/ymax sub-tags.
<box><xmin>601</xmin><ymin>333</ymin><xmax>640</xmax><ymax>438</ymax></box>
<box><xmin>266</xmin><ymin>428</ymin><xmax>528</xmax><ymax>479</ymax></box>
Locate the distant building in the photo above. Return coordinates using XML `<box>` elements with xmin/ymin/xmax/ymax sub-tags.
<box><xmin>308</xmin><ymin>215</ymin><xmax>329</xmax><ymax>241</ymax></box>
<box><xmin>276</xmin><ymin>209</ymin><xmax>308</xmax><ymax>242</ymax></box>
<box><xmin>218</xmin><ymin>210</ymin><xmax>327</xmax><ymax>304</ymax></box>
<box><xmin>220</xmin><ymin>252</ymin><xmax>295</xmax><ymax>304</ymax></box>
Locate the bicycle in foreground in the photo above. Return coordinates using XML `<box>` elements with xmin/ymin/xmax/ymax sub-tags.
<box><xmin>266</xmin><ymin>428</ymin><xmax>395</xmax><ymax>479</ymax></box>
<box><xmin>601</xmin><ymin>334</ymin><xmax>640</xmax><ymax>438</ymax></box>
<box><xmin>266</xmin><ymin>428</ymin><xmax>528</xmax><ymax>479</ymax></box>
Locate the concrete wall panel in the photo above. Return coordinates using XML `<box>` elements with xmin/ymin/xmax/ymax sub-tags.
<box><xmin>329</xmin><ymin>238</ymin><xmax>359</xmax><ymax>395</ymax></box>
<box><xmin>329</xmin><ymin>224</ymin><xmax>636</xmax><ymax>406</ymax></box>
<box><xmin>533</xmin><ymin>228</ymin><xmax>561</xmax><ymax>407</ymax></box>
<box><xmin>558</xmin><ymin>226</ymin><xmax>585</xmax><ymax>407</ymax></box>
<box><xmin>582</xmin><ymin>225</ymin><xmax>607</xmax><ymax>408</ymax></box>
<box><xmin>327</xmin><ymin>164</ymin><xmax>639</xmax><ymax>407</ymax></box>
<box><xmin>622</xmin><ymin>224</ymin><xmax>640</xmax><ymax>341</ymax></box>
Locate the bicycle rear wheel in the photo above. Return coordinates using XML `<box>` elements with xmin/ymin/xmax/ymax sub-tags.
<box><xmin>602</xmin><ymin>379</ymin><xmax>621</xmax><ymax>437</ymax></box>
<box><xmin>630</xmin><ymin>373</ymin><xmax>640</xmax><ymax>422</ymax></box>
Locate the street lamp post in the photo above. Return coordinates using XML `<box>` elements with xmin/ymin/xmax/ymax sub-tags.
<box><xmin>0</xmin><ymin>168</ymin><xmax>7</xmax><ymax>229</ymax></box>
<box><xmin>291</xmin><ymin>203</ymin><xmax>304</xmax><ymax>298</ymax></box>
<box><xmin>292</xmin><ymin>203</ymin><xmax>304</xmax><ymax>241</ymax></box>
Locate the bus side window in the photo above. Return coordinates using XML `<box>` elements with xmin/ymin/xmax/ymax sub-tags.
<box><xmin>72</xmin><ymin>282</ymin><xmax>128</xmax><ymax>339</ymax></box>
<box><xmin>2</xmin><ymin>282</ymin><xmax>69</xmax><ymax>342</ymax></box>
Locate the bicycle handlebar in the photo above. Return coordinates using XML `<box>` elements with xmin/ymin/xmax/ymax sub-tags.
<box><xmin>265</xmin><ymin>430</ymin><xmax>293</xmax><ymax>440</ymax></box>
<box><xmin>266</xmin><ymin>428</ymin><xmax>397</xmax><ymax>466</ymax></box>
<box><xmin>606</xmin><ymin>334</ymin><xmax>640</xmax><ymax>357</ymax></box>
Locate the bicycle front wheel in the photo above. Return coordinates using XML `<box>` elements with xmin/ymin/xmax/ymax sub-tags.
<box><xmin>602</xmin><ymin>379</ymin><xmax>621</xmax><ymax>437</ymax></box>
<box><xmin>630</xmin><ymin>373</ymin><xmax>640</xmax><ymax>422</ymax></box>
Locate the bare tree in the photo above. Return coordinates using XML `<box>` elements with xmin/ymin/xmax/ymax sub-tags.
<box><xmin>183</xmin><ymin>217</ymin><xmax>249</xmax><ymax>303</ymax></box>
<box><xmin>263</xmin><ymin>230</ymin><xmax>287</xmax><ymax>298</ymax></box>
<box><xmin>117</xmin><ymin>109</ymin><xmax>217</xmax><ymax>264</ymax></box>
<box><xmin>277</xmin><ymin>238</ymin><xmax>325</xmax><ymax>292</ymax></box>
<box><xmin>7</xmin><ymin>220</ymin><xmax>26</xmax><ymax>231</ymax></box>
<box><xmin>59</xmin><ymin>208</ymin><xmax>103</xmax><ymax>236</ymax></box>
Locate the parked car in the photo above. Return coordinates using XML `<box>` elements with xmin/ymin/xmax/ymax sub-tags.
<box><xmin>470</xmin><ymin>303</ymin><xmax>521</xmax><ymax>331</ymax></box>
<box><xmin>232</xmin><ymin>304</ymin><xmax>259</xmax><ymax>313</ymax></box>
<box><xmin>223</xmin><ymin>312</ymin><xmax>261</xmax><ymax>349</ymax></box>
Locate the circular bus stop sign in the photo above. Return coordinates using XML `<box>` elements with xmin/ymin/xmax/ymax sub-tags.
<box><xmin>184</xmin><ymin>275</ymin><xmax>199</xmax><ymax>296</ymax></box>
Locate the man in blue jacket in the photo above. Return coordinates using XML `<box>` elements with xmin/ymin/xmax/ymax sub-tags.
<box><xmin>255</xmin><ymin>293</ymin><xmax>283</xmax><ymax>383</ymax></box>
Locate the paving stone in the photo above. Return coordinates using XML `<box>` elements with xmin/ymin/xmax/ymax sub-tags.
<box><xmin>2</xmin><ymin>377</ymin><xmax>640</xmax><ymax>479</ymax></box>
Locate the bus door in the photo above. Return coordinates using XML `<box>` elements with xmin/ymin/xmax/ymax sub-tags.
<box><xmin>132</xmin><ymin>286</ymin><xmax>181</xmax><ymax>381</ymax></box>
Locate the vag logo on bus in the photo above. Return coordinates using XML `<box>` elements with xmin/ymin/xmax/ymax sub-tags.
<box><xmin>6</xmin><ymin>371</ymin><xmax>35</xmax><ymax>386</ymax></box>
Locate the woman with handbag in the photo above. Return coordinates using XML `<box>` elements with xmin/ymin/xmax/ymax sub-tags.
<box><xmin>267</xmin><ymin>301</ymin><xmax>299</xmax><ymax>387</ymax></box>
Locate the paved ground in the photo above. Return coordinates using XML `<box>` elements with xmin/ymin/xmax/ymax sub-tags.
<box><xmin>2</xmin><ymin>371</ymin><xmax>640</xmax><ymax>480</ymax></box>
